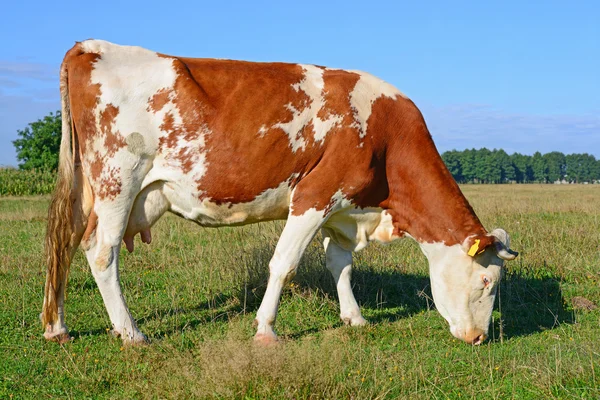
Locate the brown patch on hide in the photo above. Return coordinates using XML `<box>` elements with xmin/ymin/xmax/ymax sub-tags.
<box><xmin>97</xmin><ymin>166</ymin><xmax>122</xmax><ymax>201</ymax></box>
<box><xmin>66</xmin><ymin>52</ymin><xmax>125</xmax><ymax>200</ymax></box>
<box><xmin>66</xmin><ymin>51</ymin><xmax>101</xmax><ymax>159</ymax></box>
<box><xmin>317</xmin><ymin>69</ymin><xmax>360</xmax><ymax>126</ymax></box>
<box><xmin>99</xmin><ymin>104</ymin><xmax>126</xmax><ymax>153</ymax></box>
<box><xmin>147</xmin><ymin>88</ymin><xmax>171</xmax><ymax>113</ymax></box>
<box><xmin>155</xmin><ymin>58</ymin><xmax>215</xmax><ymax>175</ymax></box>
<box><xmin>176</xmin><ymin>59</ymin><xmax>321</xmax><ymax>206</ymax></box>
<box><xmin>81</xmin><ymin>210</ymin><xmax>98</xmax><ymax>250</ymax></box>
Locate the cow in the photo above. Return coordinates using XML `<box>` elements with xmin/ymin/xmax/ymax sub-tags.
<box><xmin>42</xmin><ymin>40</ymin><xmax>518</xmax><ymax>346</ymax></box>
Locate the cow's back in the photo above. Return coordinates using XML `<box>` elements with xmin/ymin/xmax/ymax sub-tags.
<box><xmin>66</xmin><ymin>40</ymin><xmax>408</xmax><ymax>225</ymax></box>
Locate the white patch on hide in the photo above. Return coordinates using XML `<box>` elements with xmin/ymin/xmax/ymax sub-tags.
<box><xmin>324</xmin><ymin>208</ymin><xmax>402</xmax><ymax>252</ymax></box>
<box><xmin>349</xmin><ymin>71</ymin><xmax>406</xmax><ymax>138</ymax></box>
<box><xmin>369</xmin><ymin>210</ymin><xmax>402</xmax><ymax>243</ymax></box>
<box><xmin>265</xmin><ymin>64</ymin><xmax>343</xmax><ymax>152</ymax></box>
<box><xmin>161</xmin><ymin>174</ymin><xmax>299</xmax><ymax>227</ymax></box>
<box><xmin>258</xmin><ymin>125</ymin><xmax>268</xmax><ymax>137</ymax></box>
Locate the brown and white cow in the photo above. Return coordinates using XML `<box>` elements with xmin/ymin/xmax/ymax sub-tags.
<box><xmin>42</xmin><ymin>40</ymin><xmax>517</xmax><ymax>346</ymax></box>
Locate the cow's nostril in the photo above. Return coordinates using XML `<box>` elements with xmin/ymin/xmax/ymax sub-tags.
<box><xmin>472</xmin><ymin>333</ymin><xmax>486</xmax><ymax>345</ymax></box>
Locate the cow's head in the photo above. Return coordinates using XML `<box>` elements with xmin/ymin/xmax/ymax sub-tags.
<box><xmin>420</xmin><ymin>228</ymin><xmax>518</xmax><ymax>344</ymax></box>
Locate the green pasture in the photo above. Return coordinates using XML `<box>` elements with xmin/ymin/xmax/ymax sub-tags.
<box><xmin>0</xmin><ymin>185</ymin><xmax>598</xmax><ymax>398</ymax></box>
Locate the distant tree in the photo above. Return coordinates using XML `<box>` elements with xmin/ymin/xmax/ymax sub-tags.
<box><xmin>565</xmin><ymin>154</ymin><xmax>578</xmax><ymax>182</ymax></box>
<box><xmin>566</xmin><ymin>153</ymin><xmax>598</xmax><ymax>183</ymax></box>
<box><xmin>532</xmin><ymin>151</ymin><xmax>548</xmax><ymax>183</ymax></box>
<box><xmin>460</xmin><ymin>149</ymin><xmax>478</xmax><ymax>183</ymax></box>
<box><xmin>511</xmin><ymin>153</ymin><xmax>530</xmax><ymax>183</ymax></box>
<box><xmin>544</xmin><ymin>151</ymin><xmax>566</xmax><ymax>182</ymax></box>
<box><xmin>480</xmin><ymin>148</ymin><xmax>501</xmax><ymax>183</ymax></box>
<box><xmin>494</xmin><ymin>149</ymin><xmax>515</xmax><ymax>183</ymax></box>
<box><xmin>471</xmin><ymin>148</ymin><xmax>485</xmax><ymax>183</ymax></box>
<box><xmin>12</xmin><ymin>111</ymin><xmax>61</xmax><ymax>171</ymax></box>
<box><xmin>442</xmin><ymin>150</ymin><xmax>464</xmax><ymax>183</ymax></box>
<box><xmin>581</xmin><ymin>154</ymin><xmax>598</xmax><ymax>182</ymax></box>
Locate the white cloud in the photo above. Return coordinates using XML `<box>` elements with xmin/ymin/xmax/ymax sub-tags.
<box><xmin>0</xmin><ymin>61</ymin><xmax>58</xmax><ymax>81</ymax></box>
<box><xmin>0</xmin><ymin>78</ymin><xmax>22</xmax><ymax>89</ymax></box>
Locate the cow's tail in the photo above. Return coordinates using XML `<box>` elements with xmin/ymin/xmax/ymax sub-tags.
<box><xmin>41</xmin><ymin>55</ymin><xmax>76</xmax><ymax>329</ymax></box>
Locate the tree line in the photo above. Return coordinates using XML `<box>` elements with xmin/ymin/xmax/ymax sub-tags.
<box><xmin>442</xmin><ymin>148</ymin><xmax>600</xmax><ymax>184</ymax></box>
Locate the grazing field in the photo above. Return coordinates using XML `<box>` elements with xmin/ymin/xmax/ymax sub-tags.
<box><xmin>0</xmin><ymin>185</ymin><xmax>598</xmax><ymax>399</ymax></box>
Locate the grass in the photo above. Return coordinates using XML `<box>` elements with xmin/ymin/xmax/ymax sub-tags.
<box><xmin>0</xmin><ymin>184</ymin><xmax>599</xmax><ymax>399</ymax></box>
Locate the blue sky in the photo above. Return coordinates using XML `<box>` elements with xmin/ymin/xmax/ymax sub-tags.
<box><xmin>1</xmin><ymin>0</ymin><xmax>598</xmax><ymax>166</ymax></box>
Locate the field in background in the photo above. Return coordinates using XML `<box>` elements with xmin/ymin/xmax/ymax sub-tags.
<box><xmin>0</xmin><ymin>185</ymin><xmax>598</xmax><ymax>398</ymax></box>
<box><xmin>0</xmin><ymin>168</ymin><xmax>55</xmax><ymax>196</ymax></box>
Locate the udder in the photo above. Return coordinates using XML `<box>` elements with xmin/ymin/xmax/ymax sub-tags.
<box><xmin>123</xmin><ymin>182</ymin><xmax>170</xmax><ymax>252</ymax></box>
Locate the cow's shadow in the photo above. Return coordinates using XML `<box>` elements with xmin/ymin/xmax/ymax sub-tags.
<box><xmin>138</xmin><ymin>243</ymin><xmax>574</xmax><ymax>342</ymax></box>
<box><xmin>490</xmin><ymin>274</ymin><xmax>575</xmax><ymax>340</ymax></box>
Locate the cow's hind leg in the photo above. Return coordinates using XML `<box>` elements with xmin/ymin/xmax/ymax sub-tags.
<box><xmin>82</xmin><ymin>199</ymin><xmax>146</xmax><ymax>344</ymax></box>
<box><xmin>254</xmin><ymin>208</ymin><xmax>328</xmax><ymax>344</ymax></box>
<box><xmin>81</xmin><ymin>183</ymin><xmax>167</xmax><ymax>344</ymax></box>
<box><xmin>322</xmin><ymin>230</ymin><xmax>367</xmax><ymax>327</ymax></box>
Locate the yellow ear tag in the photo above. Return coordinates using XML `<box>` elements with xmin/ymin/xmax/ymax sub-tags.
<box><xmin>468</xmin><ymin>239</ymin><xmax>480</xmax><ymax>257</ymax></box>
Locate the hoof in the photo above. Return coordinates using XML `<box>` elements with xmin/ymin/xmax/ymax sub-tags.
<box><xmin>45</xmin><ymin>332</ymin><xmax>72</xmax><ymax>344</ymax></box>
<box><xmin>43</xmin><ymin>324</ymin><xmax>72</xmax><ymax>344</ymax></box>
<box><xmin>110</xmin><ymin>328</ymin><xmax>149</xmax><ymax>345</ymax></box>
<box><xmin>125</xmin><ymin>334</ymin><xmax>150</xmax><ymax>346</ymax></box>
<box><xmin>342</xmin><ymin>315</ymin><xmax>368</xmax><ymax>327</ymax></box>
<box><xmin>123</xmin><ymin>332</ymin><xmax>149</xmax><ymax>346</ymax></box>
<box><xmin>254</xmin><ymin>332</ymin><xmax>279</xmax><ymax>346</ymax></box>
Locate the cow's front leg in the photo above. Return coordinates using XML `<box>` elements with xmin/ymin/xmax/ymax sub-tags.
<box><xmin>254</xmin><ymin>209</ymin><xmax>327</xmax><ymax>344</ymax></box>
<box><xmin>322</xmin><ymin>232</ymin><xmax>367</xmax><ymax>326</ymax></box>
<box><xmin>83</xmin><ymin>205</ymin><xmax>147</xmax><ymax>345</ymax></box>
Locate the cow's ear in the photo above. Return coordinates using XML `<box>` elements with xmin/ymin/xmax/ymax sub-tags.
<box><xmin>490</xmin><ymin>228</ymin><xmax>519</xmax><ymax>261</ymax></box>
<box><xmin>463</xmin><ymin>234</ymin><xmax>495</xmax><ymax>257</ymax></box>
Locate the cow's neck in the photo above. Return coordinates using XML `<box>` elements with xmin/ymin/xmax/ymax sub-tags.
<box><xmin>384</xmin><ymin>124</ymin><xmax>487</xmax><ymax>246</ymax></box>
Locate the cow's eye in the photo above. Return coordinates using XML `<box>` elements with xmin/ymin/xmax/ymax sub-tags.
<box><xmin>482</xmin><ymin>276</ymin><xmax>491</xmax><ymax>288</ymax></box>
